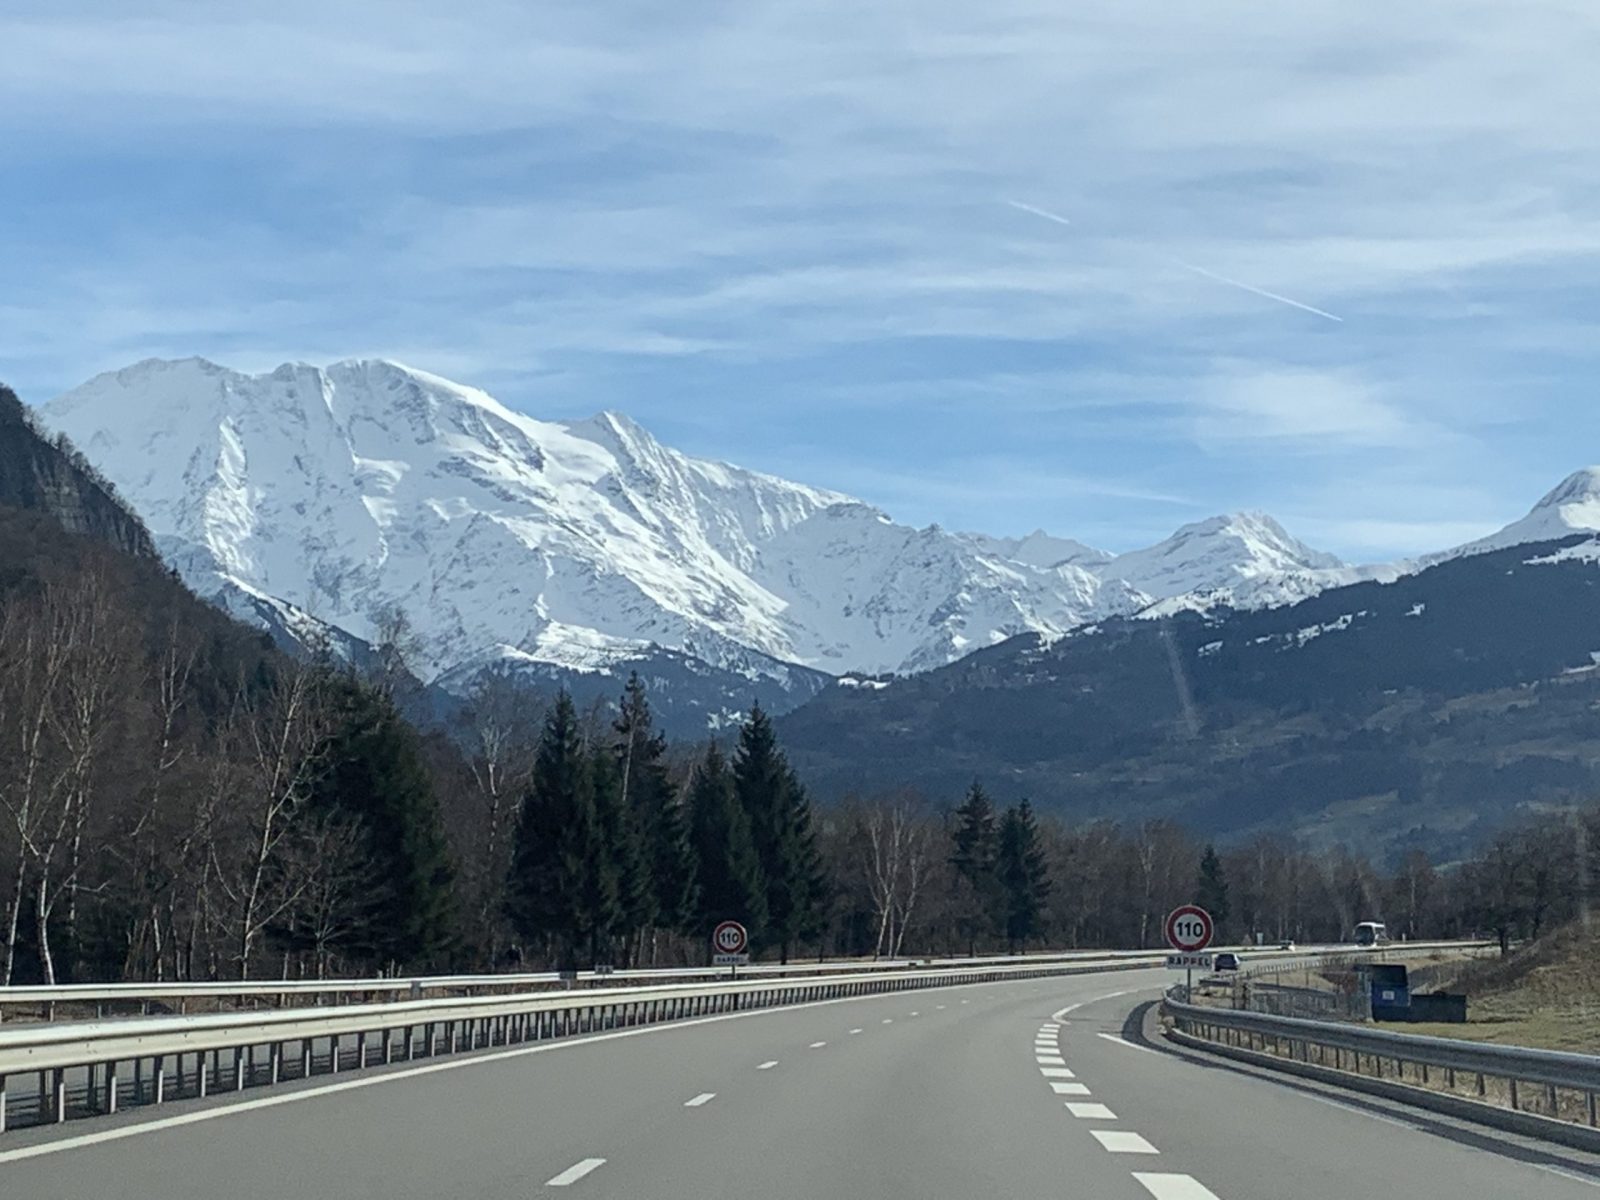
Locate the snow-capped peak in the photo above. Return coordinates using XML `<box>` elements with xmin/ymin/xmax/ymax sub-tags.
<box><xmin>1427</xmin><ymin>467</ymin><xmax>1600</xmax><ymax>565</ymax></box>
<box><xmin>1100</xmin><ymin>511</ymin><xmax>1344</xmax><ymax>602</ymax></box>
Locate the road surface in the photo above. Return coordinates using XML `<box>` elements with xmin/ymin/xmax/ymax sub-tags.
<box><xmin>3</xmin><ymin>967</ymin><xmax>1598</xmax><ymax>1198</ymax></box>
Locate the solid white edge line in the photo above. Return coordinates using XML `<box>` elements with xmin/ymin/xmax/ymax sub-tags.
<box><xmin>0</xmin><ymin>972</ymin><xmax>1091</xmax><ymax>1165</ymax></box>
<box><xmin>546</xmin><ymin>1157</ymin><xmax>607</xmax><ymax>1186</ymax></box>
<box><xmin>1097</xmin><ymin>1032</ymin><xmax>1159</xmax><ymax>1055</ymax></box>
<box><xmin>1091</xmin><ymin>1130</ymin><xmax>1160</xmax><ymax>1155</ymax></box>
<box><xmin>683</xmin><ymin>1093</ymin><xmax>716</xmax><ymax>1108</ymax></box>
<box><xmin>1132</xmin><ymin>1173</ymin><xmax>1223</xmax><ymax>1200</ymax></box>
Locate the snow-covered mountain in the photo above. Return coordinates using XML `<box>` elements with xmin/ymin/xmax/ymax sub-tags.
<box><xmin>40</xmin><ymin>358</ymin><xmax>1153</xmax><ymax>690</ymax></box>
<box><xmin>44</xmin><ymin>357</ymin><xmax>1588</xmax><ymax>723</ymax></box>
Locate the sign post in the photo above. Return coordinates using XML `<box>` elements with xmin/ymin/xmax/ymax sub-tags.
<box><xmin>711</xmin><ymin>920</ymin><xmax>750</xmax><ymax>979</ymax></box>
<box><xmin>1164</xmin><ymin>904</ymin><xmax>1215</xmax><ymax>1001</ymax></box>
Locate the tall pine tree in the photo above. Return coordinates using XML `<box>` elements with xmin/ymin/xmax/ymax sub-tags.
<box><xmin>615</xmin><ymin>675</ymin><xmax>698</xmax><ymax>952</ymax></box>
<box><xmin>306</xmin><ymin>674</ymin><xmax>455</xmax><ymax>969</ymax></box>
<box><xmin>506</xmin><ymin>692</ymin><xmax>620</xmax><ymax>968</ymax></box>
<box><xmin>589</xmin><ymin>743</ymin><xmax>650</xmax><ymax>966</ymax></box>
<box><xmin>997</xmin><ymin>799</ymin><xmax>1052</xmax><ymax>950</ymax></box>
<box><xmin>733</xmin><ymin>705</ymin><xmax>822</xmax><ymax>962</ymax></box>
<box><xmin>1196</xmin><ymin>844</ymin><xmax>1232</xmax><ymax>936</ymax></box>
<box><xmin>949</xmin><ymin>781</ymin><xmax>1001</xmax><ymax>955</ymax></box>
<box><xmin>688</xmin><ymin>742</ymin><xmax>766</xmax><ymax>942</ymax></box>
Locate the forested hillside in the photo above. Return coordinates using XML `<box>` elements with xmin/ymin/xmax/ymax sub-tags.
<box><xmin>782</xmin><ymin>537</ymin><xmax>1600</xmax><ymax>861</ymax></box>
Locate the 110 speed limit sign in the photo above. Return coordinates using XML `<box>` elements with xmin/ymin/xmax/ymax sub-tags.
<box><xmin>1164</xmin><ymin>905</ymin><xmax>1215</xmax><ymax>953</ymax></box>
<box><xmin>711</xmin><ymin>920</ymin><xmax>749</xmax><ymax>962</ymax></box>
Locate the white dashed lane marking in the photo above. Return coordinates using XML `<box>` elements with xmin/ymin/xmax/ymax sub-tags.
<box><xmin>882</xmin><ymin>1018</ymin><xmax>894</xmax><ymax>1024</ymax></box>
<box><xmin>1133</xmin><ymin>1174</ymin><xmax>1223</xmax><ymax>1200</ymax></box>
<box><xmin>1039</xmin><ymin>1067</ymin><xmax>1077</xmax><ymax>1079</ymax></box>
<box><xmin>757</xmin><ymin>1061</ymin><xmax>779</xmax><ymax>1070</ymax></box>
<box><xmin>1050</xmin><ymin>1082</ymin><xmax>1092</xmax><ymax>1096</ymax></box>
<box><xmin>1092</xmin><ymin>1131</ymin><xmax>1160</xmax><ymax>1155</ymax></box>
<box><xmin>849</xmin><ymin>1028</ymin><xmax>863</xmax><ymax>1035</ymax></box>
<box><xmin>684</xmin><ymin>1093</ymin><xmax>715</xmax><ymax>1108</ymax></box>
<box><xmin>1065</xmin><ymin>1102</ymin><xmax>1117</xmax><ymax>1120</ymax></box>
<box><xmin>546</xmin><ymin>1159</ymin><xmax>606</xmax><ymax>1187</ymax></box>
<box><xmin>1036</xmin><ymin>1055</ymin><xmax>1066</xmax><ymax>1066</ymax></box>
<box><xmin>809</xmin><ymin>1041</ymin><xmax>827</xmax><ymax>1049</ymax></box>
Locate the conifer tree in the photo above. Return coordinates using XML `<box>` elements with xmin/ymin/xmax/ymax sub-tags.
<box><xmin>1197</xmin><ymin>844</ymin><xmax>1232</xmax><ymax>935</ymax></box>
<box><xmin>688</xmin><ymin>742</ymin><xmax>766</xmax><ymax>940</ymax></box>
<box><xmin>949</xmin><ymin>781</ymin><xmax>1001</xmax><ymax>954</ymax></box>
<box><xmin>590</xmin><ymin>743</ymin><xmax>650</xmax><ymax>965</ymax></box>
<box><xmin>615</xmin><ymin>675</ymin><xmax>697</xmax><ymax>943</ymax></box>
<box><xmin>997</xmin><ymin>799</ymin><xmax>1051</xmax><ymax>950</ymax></box>
<box><xmin>308</xmin><ymin>674</ymin><xmax>454</xmax><ymax>968</ymax></box>
<box><xmin>733</xmin><ymin>705</ymin><xmax>821</xmax><ymax>961</ymax></box>
<box><xmin>506</xmin><ymin>692</ymin><xmax>619</xmax><ymax>968</ymax></box>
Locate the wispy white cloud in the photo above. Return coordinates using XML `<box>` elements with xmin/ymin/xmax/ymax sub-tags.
<box><xmin>4</xmin><ymin>0</ymin><xmax>1599</xmax><ymax>559</ymax></box>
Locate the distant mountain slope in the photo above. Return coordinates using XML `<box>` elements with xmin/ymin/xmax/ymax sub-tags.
<box><xmin>779</xmin><ymin>534</ymin><xmax>1600</xmax><ymax>859</ymax></box>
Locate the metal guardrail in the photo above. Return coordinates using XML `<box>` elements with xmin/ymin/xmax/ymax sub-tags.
<box><xmin>0</xmin><ymin>948</ymin><xmax>1197</xmax><ymax>1024</ymax></box>
<box><xmin>0</xmin><ymin>945</ymin><xmax>1314</xmax><ymax>1022</ymax></box>
<box><xmin>1164</xmin><ymin>987</ymin><xmax>1600</xmax><ymax>1131</ymax></box>
<box><xmin>0</xmin><ymin>954</ymin><xmax>1179</xmax><ymax>1134</ymax></box>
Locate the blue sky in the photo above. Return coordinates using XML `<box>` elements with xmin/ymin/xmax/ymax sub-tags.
<box><xmin>4</xmin><ymin>1</ymin><xmax>1599</xmax><ymax>560</ymax></box>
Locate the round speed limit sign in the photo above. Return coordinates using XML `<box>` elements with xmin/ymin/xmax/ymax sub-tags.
<box><xmin>1164</xmin><ymin>905</ymin><xmax>1214</xmax><ymax>953</ymax></box>
<box><xmin>711</xmin><ymin>920</ymin><xmax>749</xmax><ymax>956</ymax></box>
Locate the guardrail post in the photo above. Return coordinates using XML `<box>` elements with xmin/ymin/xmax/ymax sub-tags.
<box><xmin>270</xmin><ymin>1042</ymin><xmax>282</xmax><ymax>1084</ymax></box>
<box><xmin>303</xmin><ymin>1038</ymin><xmax>314</xmax><ymax>1076</ymax></box>
<box><xmin>52</xmin><ymin>1067</ymin><xmax>66</xmax><ymax>1122</ymax></box>
<box><xmin>105</xmin><ymin>1061</ymin><xmax>117</xmax><ymax>1114</ymax></box>
<box><xmin>153</xmin><ymin>1056</ymin><xmax>165</xmax><ymax>1105</ymax></box>
<box><xmin>1547</xmin><ymin>1083</ymin><xmax>1558</xmax><ymax>1114</ymax></box>
<box><xmin>356</xmin><ymin>1031</ymin><xmax>367</xmax><ymax>1069</ymax></box>
<box><xmin>1</xmin><ymin>1073</ymin><xmax>7</xmax><ymax>1132</ymax></box>
<box><xmin>234</xmin><ymin>1046</ymin><xmax>246</xmax><ymax>1090</ymax></box>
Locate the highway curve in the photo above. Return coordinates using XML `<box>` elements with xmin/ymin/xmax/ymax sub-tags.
<box><xmin>4</xmin><ymin>966</ymin><xmax>1599</xmax><ymax>1199</ymax></box>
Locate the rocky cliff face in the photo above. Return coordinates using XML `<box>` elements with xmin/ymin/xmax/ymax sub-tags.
<box><xmin>0</xmin><ymin>385</ymin><xmax>158</xmax><ymax>559</ymax></box>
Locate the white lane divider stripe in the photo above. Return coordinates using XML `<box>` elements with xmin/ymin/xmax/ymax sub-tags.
<box><xmin>1091</xmin><ymin>1131</ymin><xmax>1159</xmax><ymax>1155</ymax></box>
<box><xmin>809</xmin><ymin>1041</ymin><xmax>827</xmax><ymax>1048</ymax></box>
<box><xmin>1097</xmin><ymin>1032</ymin><xmax>1159</xmax><ymax>1055</ymax></box>
<box><xmin>849</xmin><ymin>1028</ymin><xmax>864</xmax><ymax>1035</ymax></box>
<box><xmin>684</xmin><ymin>1093</ymin><xmax>716</xmax><ymax>1107</ymax></box>
<box><xmin>910</xmin><ymin>1011</ymin><xmax>920</xmax><ymax>1017</ymax></box>
<box><xmin>757</xmin><ymin>1061</ymin><xmax>779</xmax><ymax>1070</ymax></box>
<box><xmin>1039</xmin><ymin>1067</ymin><xmax>1077</xmax><ymax>1078</ymax></box>
<box><xmin>937</xmin><ymin>1004</ymin><xmax>946</xmax><ymax>1010</ymax></box>
<box><xmin>882</xmin><ymin>1018</ymin><xmax>894</xmax><ymax>1024</ymax></box>
<box><xmin>547</xmin><ymin>1158</ymin><xmax>606</xmax><ymax>1186</ymax></box>
<box><xmin>1049</xmin><ymin>1082</ymin><xmax>1091</xmax><ymax>1095</ymax></box>
<box><xmin>0</xmin><ymin>977</ymin><xmax>1030</xmax><ymax>1167</ymax></box>
<box><xmin>1065</xmin><ymin>1102</ymin><xmax>1117</xmax><ymax>1119</ymax></box>
<box><xmin>1036</xmin><ymin>1055</ymin><xmax>1067</xmax><ymax>1066</ymax></box>
<box><xmin>1133</xmin><ymin>1173</ymin><xmax>1222</xmax><ymax>1200</ymax></box>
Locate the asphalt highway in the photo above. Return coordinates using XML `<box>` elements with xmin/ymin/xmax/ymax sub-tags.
<box><xmin>4</xmin><ymin>966</ymin><xmax>1599</xmax><ymax>1199</ymax></box>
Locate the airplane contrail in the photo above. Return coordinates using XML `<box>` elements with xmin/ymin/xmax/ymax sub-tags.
<box><xmin>1164</xmin><ymin>255</ymin><xmax>1343</xmax><ymax>323</ymax></box>
<box><xmin>1006</xmin><ymin>199</ymin><xmax>1074</xmax><ymax>228</ymax></box>
<box><xmin>1006</xmin><ymin>199</ymin><xmax>1343</xmax><ymax>323</ymax></box>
